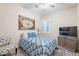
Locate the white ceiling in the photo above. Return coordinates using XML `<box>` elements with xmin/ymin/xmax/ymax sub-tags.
<box><xmin>19</xmin><ymin>3</ymin><xmax>77</xmax><ymax>16</ymax></box>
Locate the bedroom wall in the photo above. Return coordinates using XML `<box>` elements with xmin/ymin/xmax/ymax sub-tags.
<box><xmin>0</xmin><ymin>4</ymin><xmax>40</xmax><ymax>47</ymax></box>
<box><xmin>40</xmin><ymin>7</ymin><xmax>77</xmax><ymax>39</ymax></box>
<box><xmin>77</xmin><ymin>4</ymin><xmax>79</xmax><ymax>38</ymax></box>
<box><xmin>0</xmin><ymin>12</ymin><xmax>3</xmax><ymax>35</ymax></box>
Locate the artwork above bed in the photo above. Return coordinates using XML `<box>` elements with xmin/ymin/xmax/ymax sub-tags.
<box><xmin>18</xmin><ymin>15</ymin><xmax>35</xmax><ymax>30</ymax></box>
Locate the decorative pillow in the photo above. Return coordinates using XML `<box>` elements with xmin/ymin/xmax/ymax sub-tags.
<box><xmin>0</xmin><ymin>36</ymin><xmax>9</xmax><ymax>47</ymax></box>
<box><xmin>28</xmin><ymin>32</ymin><xmax>38</xmax><ymax>38</ymax></box>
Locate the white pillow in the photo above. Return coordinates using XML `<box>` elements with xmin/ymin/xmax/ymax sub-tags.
<box><xmin>21</xmin><ymin>32</ymin><xmax>28</xmax><ymax>39</ymax></box>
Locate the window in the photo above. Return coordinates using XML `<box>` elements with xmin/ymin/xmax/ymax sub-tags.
<box><xmin>44</xmin><ymin>20</ymin><xmax>49</xmax><ymax>32</ymax></box>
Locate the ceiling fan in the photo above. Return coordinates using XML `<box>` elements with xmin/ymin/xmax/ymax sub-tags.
<box><xmin>34</xmin><ymin>3</ymin><xmax>55</xmax><ymax>9</ymax></box>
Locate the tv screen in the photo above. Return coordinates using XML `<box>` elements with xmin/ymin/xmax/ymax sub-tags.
<box><xmin>59</xmin><ymin>26</ymin><xmax>77</xmax><ymax>37</ymax></box>
<box><xmin>59</xmin><ymin>27</ymin><xmax>69</xmax><ymax>31</ymax></box>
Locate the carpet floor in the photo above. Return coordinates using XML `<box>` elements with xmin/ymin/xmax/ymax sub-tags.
<box><xmin>15</xmin><ymin>47</ymin><xmax>79</xmax><ymax>56</ymax></box>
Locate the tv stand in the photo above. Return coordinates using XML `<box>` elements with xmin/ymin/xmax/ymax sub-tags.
<box><xmin>58</xmin><ymin>35</ymin><xmax>78</xmax><ymax>52</ymax></box>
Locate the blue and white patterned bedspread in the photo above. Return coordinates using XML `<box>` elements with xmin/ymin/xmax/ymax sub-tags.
<box><xmin>19</xmin><ymin>35</ymin><xmax>57</xmax><ymax>56</ymax></box>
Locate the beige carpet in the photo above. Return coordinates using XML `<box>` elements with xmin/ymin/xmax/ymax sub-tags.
<box><xmin>15</xmin><ymin>47</ymin><xmax>79</xmax><ymax>56</ymax></box>
<box><xmin>53</xmin><ymin>47</ymin><xmax>79</xmax><ymax>56</ymax></box>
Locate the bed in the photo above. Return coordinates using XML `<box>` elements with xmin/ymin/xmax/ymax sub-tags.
<box><xmin>19</xmin><ymin>32</ymin><xmax>58</xmax><ymax>56</ymax></box>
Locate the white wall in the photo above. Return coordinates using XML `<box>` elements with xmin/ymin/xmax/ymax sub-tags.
<box><xmin>41</xmin><ymin>7</ymin><xmax>77</xmax><ymax>39</ymax></box>
<box><xmin>0</xmin><ymin>4</ymin><xmax>40</xmax><ymax>46</ymax></box>
<box><xmin>77</xmin><ymin>4</ymin><xmax>79</xmax><ymax>38</ymax></box>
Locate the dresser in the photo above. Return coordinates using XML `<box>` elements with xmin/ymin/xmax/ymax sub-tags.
<box><xmin>58</xmin><ymin>36</ymin><xmax>78</xmax><ymax>52</ymax></box>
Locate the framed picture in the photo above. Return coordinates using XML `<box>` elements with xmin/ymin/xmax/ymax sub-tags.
<box><xmin>18</xmin><ymin>15</ymin><xmax>35</xmax><ymax>30</ymax></box>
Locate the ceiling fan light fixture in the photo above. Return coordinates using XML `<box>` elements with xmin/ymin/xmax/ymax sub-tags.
<box><xmin>34</xmin><ymin>3</ymin><xmax>55</xmax><ymax>9</ymax></box>
<box><xmin>40</xmin><ymin>3</ymin><xmax>50</xmax><ymax>9</ymax></box>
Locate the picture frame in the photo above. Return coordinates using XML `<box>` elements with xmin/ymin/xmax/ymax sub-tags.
<box><xmin>18</xmin><ymin>15</ymin><xmax>35</xmax><ymax>30</ymax></box>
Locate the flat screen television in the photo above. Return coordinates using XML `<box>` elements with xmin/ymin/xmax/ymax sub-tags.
<box><xmin>59</xmin><ymin>26</ymin><xmax>77</xmax><ymax>37</ymax></box>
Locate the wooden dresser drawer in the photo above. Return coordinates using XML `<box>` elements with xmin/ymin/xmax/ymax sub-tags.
<box><xmin>58</xmin><ymin>37</ymin><xmax>65</xmax><ymax>47</ymax></box>
<box><xmin>58</xmin><ymin>36</ymin><xmax>78</xmax><ymax>52</ymax></box>
<box><xmin>77</xmin><ymin>39</ymin><xmax>79</xmax><ymax>52</ymax></box>
<box><xmin>65</xmin><ymin>39</ymin><xmax>77</xmax><ymax>52</ymax></box>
